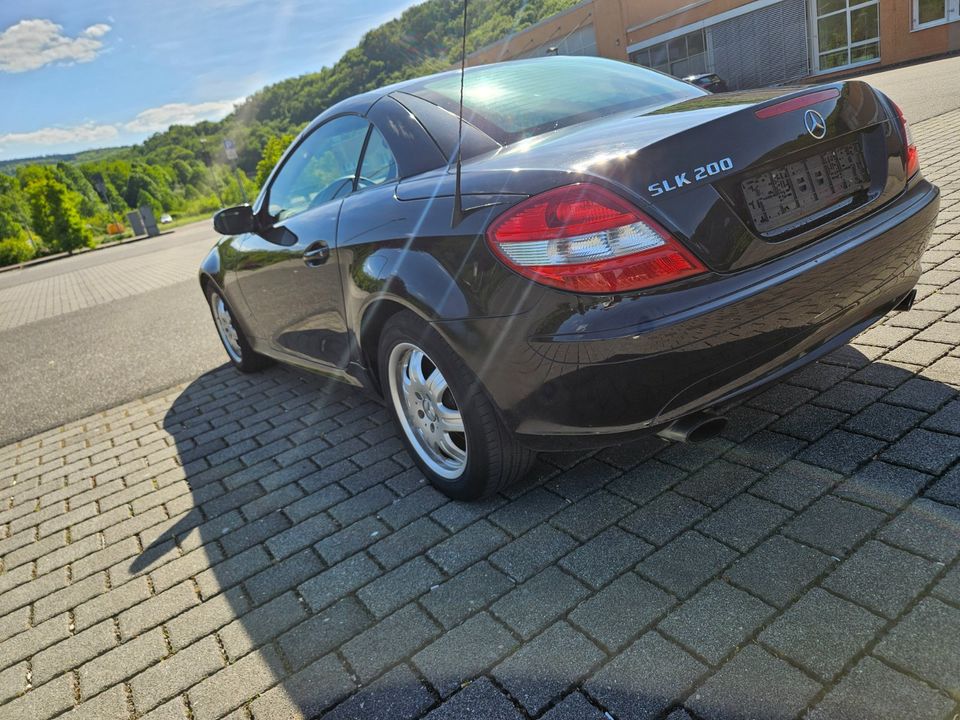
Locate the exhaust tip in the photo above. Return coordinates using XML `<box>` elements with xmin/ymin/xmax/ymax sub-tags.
<box><xmin>685</xmin><ymin>416</ymin><xmax>728</xmax><ymax>443</ymax></box>
<box><xmin>894</xmin><ymin>289</ymin><xmax>917</xmax><ymax>312</ymax></box>
<box><xmin>657</xmin><ymin>413</ymin><xmax>727</xmax><ymax>443</ymax></box>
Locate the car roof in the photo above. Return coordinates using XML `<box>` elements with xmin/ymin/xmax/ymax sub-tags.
<box><xmin>301</xmin><ymin>68</ymin><xmax>463</xmax><ymax>133</ymax></box>
<box><xmin>302</xmin><ymin>56</ymin><xmax>596</xmax><ymax>132</ymax></box>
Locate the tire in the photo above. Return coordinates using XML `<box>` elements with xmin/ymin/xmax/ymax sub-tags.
<box><xmin>378</xmin><ymin>310</ymin><xmax>535</xmax><ymax>500</ymax></box>
<box><xmin>205</xmin><ymin>284</ymin><xmax>272</xmax><ymax>373</ymax></box>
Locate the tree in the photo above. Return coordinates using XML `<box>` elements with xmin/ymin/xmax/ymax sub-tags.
<box><xmin>135</xmin><ymin>188</ymin><xmax>163</xmax><ymax>218</ymax></box>
<box><xmin>56</xmin><ymin>162</ymin><xmax>104</xmax><ymax>217</ymax></box>
<box><xmin>255</xmin><ymin>133</ymin><xmax>295</xmax><ymax>188</ymax></box>
<box><xmin>0</xmin><ymin>174</ymin><xmax>31</xmax><ymax>241</ymax></box>
<box><xmin>25</xmin><ymin>177</ymin><xmax>94</xmax><ymax>254</ymax></box>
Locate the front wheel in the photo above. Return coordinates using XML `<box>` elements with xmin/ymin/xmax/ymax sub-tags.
<box><xmin>379</xmin><ymin>311</ymin><xmax>535</xmax><ymax>500</ymax></box>
<box><xmin>205</xmin><ymin>285</ymin><xmax>272</xmax><ymax>373</ymax></box>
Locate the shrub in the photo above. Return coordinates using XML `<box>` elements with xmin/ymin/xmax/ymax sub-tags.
<box><xmin>0</xmin><ymin>234</ymin><xmax>36</xmax><ymax>266</ymax></box>
<box><xmin>25</xmin><ymin>177</ymin><xmax>94</xmax><ymax>254</ymax></box>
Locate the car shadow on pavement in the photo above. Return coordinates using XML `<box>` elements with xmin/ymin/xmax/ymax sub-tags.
<box><xmin>127</xmin><ymin>344</ymin><xmax>960</xmax><ymax>719</ymax></box>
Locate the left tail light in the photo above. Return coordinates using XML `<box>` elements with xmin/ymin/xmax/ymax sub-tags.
<box><xmin>892</xmin><ymin>100</ymin><xmax>919</xmax><ymax>179</ymax></box>
<box><xmin>485</xmin><ymin>183</ymin><xmax>706</xmax><ymax>294</ymax></box>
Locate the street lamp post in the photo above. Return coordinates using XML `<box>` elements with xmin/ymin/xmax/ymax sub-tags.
<box><xmin>17</xmin><ymin>207</ymin><xmax>39</xmax><ymax>251</ymax></box>
<box><xmin>199</xmin><ymin>138</ymin><xmax>225</xmax><ymax>209</ymax></box>
<box><xmin>223</xmin><ymin>139</ymin><xmax>249</xmax><ymax>205</ymax></box>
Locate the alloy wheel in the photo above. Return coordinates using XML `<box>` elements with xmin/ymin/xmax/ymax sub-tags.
<box><xmin>211</xmin><ymin>291</ymin><xmax>243</xmax><ymax>363</ymax></box>
<box><xmin>388</xmin><ymin>342</ymin><xmax>467</xmax><ymax>479</ymax></box>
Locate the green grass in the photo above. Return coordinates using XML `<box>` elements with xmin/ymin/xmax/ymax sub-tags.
<box><xmin>162</xmin><ymin>212</ymin><xmax>215</xmax><ymax>230</ymax></box>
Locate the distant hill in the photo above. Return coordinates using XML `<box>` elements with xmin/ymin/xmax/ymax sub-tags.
<box><xmin>0</xmin><ymin>146</ymin><xmax>132</xmax><ymax>175</ymax></box>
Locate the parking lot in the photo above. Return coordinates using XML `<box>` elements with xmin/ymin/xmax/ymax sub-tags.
<box><xmin>1</xmin><ymin>71</ymin><xmax>960</xmax><ymax>719</ymax></box>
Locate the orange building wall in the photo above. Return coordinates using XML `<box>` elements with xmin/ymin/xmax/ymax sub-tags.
<box><xmin>467</xmin><ymin>1</ymin><xmax>598</xmax><ymax>66</ymax></box>
<box><xmin>592</xmin><ymin>0</ymin><xmax>629</xmax><ymax>60</ymax></box>
<box><xmin>877</xmin><ymin>0</ymin><xmax>960</xmax><ymax>67</ymax></box>
<box><xmin>621</xmin><ymin>0</ymin><xmax>761</xmax><ymax>46</ymax></box>
<box><xmin>468</xmin><ymin>0</ymin><xmax>960</xmax><ymax>75</ymax></box>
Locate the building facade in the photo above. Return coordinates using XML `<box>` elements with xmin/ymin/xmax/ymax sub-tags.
<box><xmin>468</xmin><ymin>0</ymin><xmax>960</xmax><ymax>89</ymax></box>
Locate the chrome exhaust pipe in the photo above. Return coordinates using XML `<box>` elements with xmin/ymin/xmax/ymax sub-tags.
<box><xmin>894</xmin><ymin>289</ymin><xmax>917</xmax><ymax>312</ymax></box>
<box><xmin>657</xmin><ymin>412</ymin><xmax>727</xmax><ymax>443</ymax></box>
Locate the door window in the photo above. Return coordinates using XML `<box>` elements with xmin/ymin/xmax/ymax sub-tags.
<box><xmin>266</xmin><ymin>115</ymin><xmax>369</xmax><ymax>221</ymax></box>
<box><xmin>813</xmin><ymin>0</ymin><xmax>880</xmax><ymax>72</ymax></box>
<box><xmin>358</xmin><ymin>127</ymin><xmax>398</xmax><ymax>187</ymax></box>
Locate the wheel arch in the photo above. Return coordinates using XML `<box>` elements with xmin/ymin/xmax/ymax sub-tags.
<box><xmin>358</xmin><ymin>296</ymin><xmax>427</xmax><ymax>391</ymax></box>
<box><xmin>199</xmin><ymin>242</ymin><xmax>223</xmax><ymax>289</ymax></box>
<box><xmin>198</xmin><ymin>271</ymin><xmax>216</xmax><ymax>295</ymax></box>
<box><xmin>198</xmin><ymin>267</ymin><xmax>261</xmax><ymax>356</ymax></box>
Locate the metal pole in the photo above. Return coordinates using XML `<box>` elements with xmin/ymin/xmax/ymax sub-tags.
<box><xmin>232</xmin><ymin>165</ymin><xmax>249</xmax><ymax>204</ymax></box>
<box><xmin>103</xmin><ymin>188</ymin><xmax>121</xmax><ymax>229</ymax></box>
<box><xmin>200</xmin><ymin>138</ymin><xmax>224</xmax><ymax>208</ymax></box>
<box><xmin>18</xmin><ymin>208</ymin><xmax>39</xmax><ymax>251</ymax></box>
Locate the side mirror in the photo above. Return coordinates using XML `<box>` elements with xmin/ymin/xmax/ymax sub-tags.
<box><xmin>213</xmin><ymin>205</ymin><xmax>256</xmax><ymax>235</ymax></box>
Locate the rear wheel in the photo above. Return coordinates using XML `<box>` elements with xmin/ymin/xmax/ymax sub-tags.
<box><xmin>205</xmin><ymin>285</ymin><xmax>272</xmax><ymax>373</ymax></box>
<box><xmin>379</xmin><ymin>311</ymin><xmax>535</xmax><ymax>500</ymax></box>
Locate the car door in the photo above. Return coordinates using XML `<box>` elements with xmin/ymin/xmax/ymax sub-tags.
<box><xmin>235</xmin><ymin>114</ymin><xmax>371</xmax><ymax>370</ymax></box>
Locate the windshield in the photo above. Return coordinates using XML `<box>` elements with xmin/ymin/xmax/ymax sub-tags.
<box><xmin>407</xmin><ymin>56</ymin><xmax>705</xmax><ymax>144</ymax></box>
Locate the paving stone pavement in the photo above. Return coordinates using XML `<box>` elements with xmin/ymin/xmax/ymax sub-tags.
<box><xmin>0</xmin><ymin>237</ymin><xmax>206</xmax><ymax>332</ymax></box>
<box><xmin>1</xmin><ymin>109</ymin><xmax>960</xmax><ymax>720</ymax></box>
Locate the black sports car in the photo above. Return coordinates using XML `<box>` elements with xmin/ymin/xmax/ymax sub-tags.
<box><xmin>201</xmin><ymin>56</ymin><xmax>938</xmax><ymax>499</ymax></box>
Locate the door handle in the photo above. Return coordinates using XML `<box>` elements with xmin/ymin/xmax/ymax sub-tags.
<box><xmin>302</xmin><ymin>241</ymin><xmax>330</xmax><ymax>267</ymax></box>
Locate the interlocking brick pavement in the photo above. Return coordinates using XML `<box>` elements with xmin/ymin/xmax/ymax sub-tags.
<box><xmin>0</xmin><ymin>240</ymin><xmax>205</xmax><ymax>332</ymax></box>
<box><xmin>1</xmin><ymin>108</ymin><xmax>960</xmax><ymax>720</ymax></box>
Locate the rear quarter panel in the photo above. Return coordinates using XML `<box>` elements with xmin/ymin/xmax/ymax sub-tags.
<box><xmin>336</xmin><ymin>182</ymin><xmax>546</xmax><ymax>351</ymax></box>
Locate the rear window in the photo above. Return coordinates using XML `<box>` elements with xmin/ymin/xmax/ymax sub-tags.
<box><xmin>408</xmin><ymin>57</ymin><xmax>704</xmax><ymax>144</ymax></box>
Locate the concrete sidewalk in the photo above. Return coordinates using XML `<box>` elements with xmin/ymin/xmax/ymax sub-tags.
<box><xmin>0</xmin><ymin>112</ymin><xmax>958</xmax><ymax>719</ymax></box>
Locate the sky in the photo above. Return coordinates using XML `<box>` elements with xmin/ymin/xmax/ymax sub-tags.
<box><xmin>0</xmin><ymin>0</ymin><xmax>425</xmax><ymax>161</ymax></box>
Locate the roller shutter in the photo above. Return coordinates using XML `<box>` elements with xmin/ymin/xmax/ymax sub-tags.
<box><xmin>708</xmin><ymin>0</ymin><xmax>810</xmax><ymax>90</ymax></box>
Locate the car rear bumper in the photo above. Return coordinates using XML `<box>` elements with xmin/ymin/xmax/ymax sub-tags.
<box><xmin>438</xmin><ymin>179</ymin><xmax>939</xmax><ymax>450</ymax></box>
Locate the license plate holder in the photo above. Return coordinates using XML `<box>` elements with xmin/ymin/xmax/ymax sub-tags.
<box><xmin>741</xmin><ymin>141</ymin><xmax>870</xmax><ymax>234</ymax></box>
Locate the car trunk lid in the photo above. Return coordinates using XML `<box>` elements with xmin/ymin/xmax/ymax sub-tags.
<box><xmin>456</xmin><ymin>81</ymin><xmax>907</xmax><ymax>273</ymax></box>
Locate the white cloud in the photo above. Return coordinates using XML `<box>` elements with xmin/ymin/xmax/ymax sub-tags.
<box><xmin>0</xmin><ymin>97</ymin><xmax>243</xmax><ymax>155</ymax></box>
<box><xmin>82</xmin><ymin>23</ymin><xmax>111</xmax><ymax>39</ymax></box>
<box><xmin>0</xmin><ymin>19</ymin><xmax>112</xmax><ymax>73</ymax></box>
<box><xmin>123</xmin><ymin>98</ymin><xmax>242</xmax><ymax>133</ymax></box>
<box><xmin>0</xmin><ymin>123</ymin><xmax>119</xmax><ymax>147</ymax></box>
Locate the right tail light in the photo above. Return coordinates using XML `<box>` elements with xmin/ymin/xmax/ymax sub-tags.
<box><xmin>892</xmin><ymin>100</ymin><xmax>919</xmax><ymax>179</ymax></box>
<box><xmin>486</xmin><ymin>183</ymin><xmax>706</xmax><ymax>294</ymax></box>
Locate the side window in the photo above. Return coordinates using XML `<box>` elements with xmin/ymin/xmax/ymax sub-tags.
<box><xmin>358</xmin><ymin>127</ymin><xmax>399</xmax><ymax>187</ymax></box>
<box><xmin>267</xmin><ymin>115</ymin><xmax>369</xmax><ymax>221</ymax></box>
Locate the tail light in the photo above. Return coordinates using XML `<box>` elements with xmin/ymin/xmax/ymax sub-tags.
<box><xmin>486</xmin><ymin>184</ymin><xmax>706</xmax><ymax>294</ymax></box>
<box><xmin>892</xmin><ymin>100</ymin><xmax>919</xmax><ymax>178</ymax></box>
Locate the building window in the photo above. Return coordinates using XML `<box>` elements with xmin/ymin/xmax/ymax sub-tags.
<box><xmin>914</xmin><ymin>0</ymin><xmax>960</xmax><ymax>28</ymax></box>
<box><xmin>814</xmin><ymin>0</ymin><xmax>880</xmax><ymax>71</ymax></box>
<box><xmin>630</xmin><ymin>29</ymin><xmax>708</xmax><ymax>78</ymax></box>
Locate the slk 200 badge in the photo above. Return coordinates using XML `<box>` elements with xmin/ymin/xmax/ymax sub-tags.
<box><xmin>648</xmin><ymin>156</ymin><xmax>734</xmax><ymax>197</ymax></box>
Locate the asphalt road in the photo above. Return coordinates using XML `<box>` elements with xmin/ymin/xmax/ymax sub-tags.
<box><xmin>0</xmin><ymin>221</ymin><xmax>228</xmax><ymax>445</ymax></box>
<box><xmin>1</xmin><ymin>55</ymin><xmax>959</xmax><ymax>448</ymax></box>
<box><xmin>851</xmin><ymin>54</ymin><xmax>960</xmax><ymax>123</ymax></box>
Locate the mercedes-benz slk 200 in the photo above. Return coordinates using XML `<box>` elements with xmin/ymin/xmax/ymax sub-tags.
<box><xmin>200</xmin><ymin>57</ymin><xmax>939</xmax><ymax>499</ymax></box>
